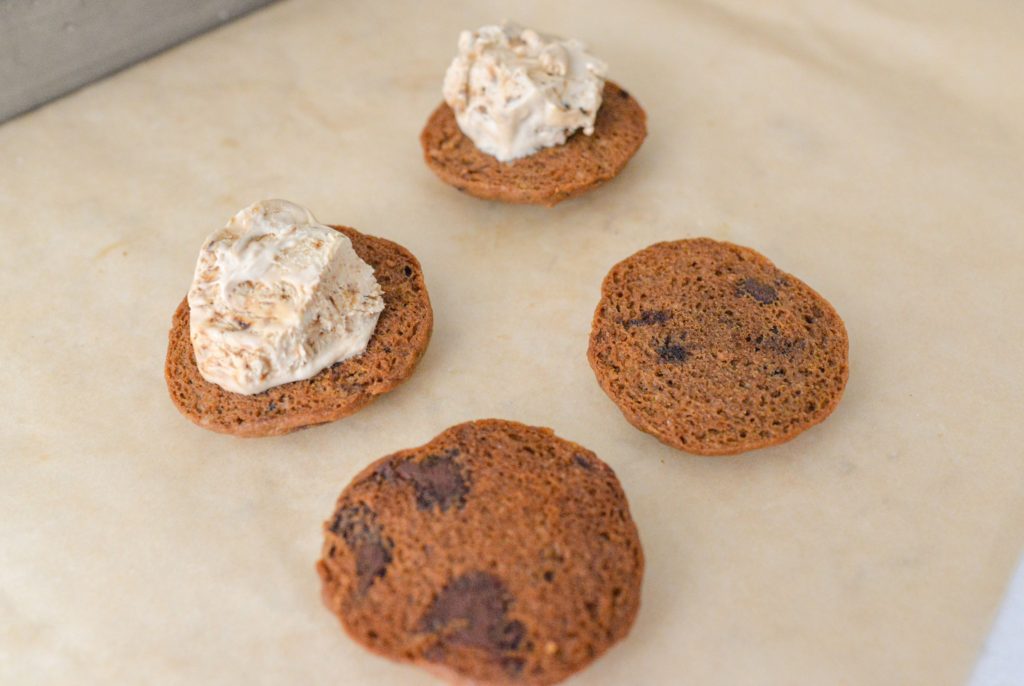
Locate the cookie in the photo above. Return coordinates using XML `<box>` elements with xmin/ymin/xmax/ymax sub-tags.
<box><xmin>420</xmin><ymin>81</ymin><xmax>646</xmax><ymax>207</ymax></box>
<box><xmin>317</xmin><ymin>419</ymin><xmax>644</xmax><ymax>685</ymax></box>
<box><xmin>164</xmin><ymin>226</ymin><xmax>432</xmax><ymax>437</ymax></box>
<box><xmin>588</xmin><ymin>238</ymin><xmax>849</xmax><ymax>455</ymax></box>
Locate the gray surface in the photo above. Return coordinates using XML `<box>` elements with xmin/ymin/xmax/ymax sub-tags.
<box><xmin>0</xmin><ymin>0</ymin><xmax>276</xmax><ymax>123</ymax></box>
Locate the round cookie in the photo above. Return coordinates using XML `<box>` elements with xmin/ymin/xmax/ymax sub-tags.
<box><xmin>420</xmin><ymin>81</ymin><xmax>646</xmax><ymax>207</ymax></box>
<box><xmin>165</xmin><ymin>226</ymin><xmax>433</xmax><ymax>437</ymax></box>
<box><xmin>588</xmin><ymin>238</ymin><xmax>849</xmax><ymax>455</ymax></box>
<box><xmin>317</xmin><ymin>419</ymin><xmax>644</xmax><ymax>686</ymax></box>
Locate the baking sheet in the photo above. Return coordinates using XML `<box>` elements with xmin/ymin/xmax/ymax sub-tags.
<box><xmin>0</xmin><ymin>0</ymin><xmax>276</xmax><ymax>123</ymax></box>
<box><xmin>2</xmin><ymin>0</ymin><xmax>1023</xmax><ymax>684</ymax></box>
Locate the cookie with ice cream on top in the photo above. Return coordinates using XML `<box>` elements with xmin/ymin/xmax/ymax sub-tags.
<box><xmin>421</xmin><ymin>22</ymin><xmax>647</xmax><ymax>206</ymax></box>
<box><xmin>165</xmin><ymin>199</ymin><xmax>433</xmax><ymax>437</ymax></box>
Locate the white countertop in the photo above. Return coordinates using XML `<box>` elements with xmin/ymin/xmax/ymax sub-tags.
<box><xmin>972</xmin><ymin>559</ymin><xmax>1024</xmax><ymax>686</ymax></box>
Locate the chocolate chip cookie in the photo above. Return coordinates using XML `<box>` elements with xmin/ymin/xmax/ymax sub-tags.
<box><xmin>317</xmin><ymin>419</ymin><xmax>644</xmax><ymax>685</ymax></box>
<box><xmin>588</xmin><ymin>238</ymin><xmax>849</xmax><ymax>455</ymax></box>
<box><xmin>164</xmin><ymin>226</ymin><xmax>432</xmax><ymax>437</ymax></box>
<box><xmin>420</xmin><ymin>81</ymin><xmax>647</xmax><ymax>207</ymax></box>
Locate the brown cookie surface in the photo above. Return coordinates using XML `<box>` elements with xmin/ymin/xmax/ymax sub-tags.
<box><xmin>420</xmin><ymin>81</ymin><xmax>646</xmax><ymax>207</ymax></box>
<box><xmin>588</xmin><ymin>238</ymin><xmax>849</xmax><ymax>455</ymax></box>
<box><xmin>318</xmin><ymin>419</ymin><xmax>644</xmax><ymax>686</ymax></box>
<box><xmin>164</xmin><ymin>226</ymin><xmax>432</xmax><ymax>437</ymax></box>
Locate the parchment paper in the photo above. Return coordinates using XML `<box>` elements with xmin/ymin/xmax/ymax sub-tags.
<box><xmin>2</xmin><ymin>1</ymin><xmax>1023</xmax><ymax>684</ymax></box>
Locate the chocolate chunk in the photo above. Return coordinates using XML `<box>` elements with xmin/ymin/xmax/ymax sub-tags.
<box><xmin>623</xmin><ymin>309</ymin><xmax>670</xmax><ymax>328</ymax></box>
<box><xmin>501</xmin><ymin>656</ymin><xmax>526</xmax><ymax>675</ymax></box>
<box><xmin>329</xmin><ymin>503</ymin><xmax>393</xmax><ymax>595</ymax></box>
<box><xmin>420</xmin><ymin>572</ymin><xmax>526</xmax><ymax>654</ymax></box>
<box><xmin>573</xmin><ymin>453</ymin><xmax>595</xmax><ymax>471</ymax></box>
<box><xmin>387</xmin><ymin>450</ymin><xmax>469</xmax><ymax>512</ymax></box>
<box><xmin>739</xmin><ymin>278</ymin><xmax>778</xmax><ymax>304</ymax></box>
<box><xmin>656</xmin><ymin>334</ymin><xmax>690</xmax><ymax>363</ymax></box>
<box><xmin>764</xmin><ymin>334</ymin><xmax>807</xmax><ymax>359</ymax></box>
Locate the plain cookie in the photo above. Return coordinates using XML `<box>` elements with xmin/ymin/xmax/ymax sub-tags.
<box><xmin>588</xmin><ymin>238</ymin><xmax>848</xmax><ymax>455</ymax></box>
<box><xmin>318</xmin><ymin>419</ymin><xmax>644</xmax><ymax>685</ymax></box>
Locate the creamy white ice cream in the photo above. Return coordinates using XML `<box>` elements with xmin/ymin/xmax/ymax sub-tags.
<box><xmin>187</xmin><ymin>200</ymin><xmax>384</xmax><ymax>395</ymax></box>
<box><xmin>442</xmin><ymin>23</ymin><xmax>608</xmax><ymax>161</ymax></box>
